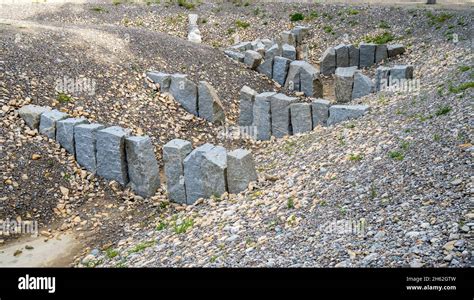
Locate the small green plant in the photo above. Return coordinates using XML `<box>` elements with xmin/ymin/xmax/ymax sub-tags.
<box><xmin>306</xmin><ymin>11</ymin><xmax>319</xmax><ymax>20</ymax></box>
<box><xmin>177</xmin><ymin>0</ymin><xmax>195</xmax><ymax>10</ymax></box>
<box><xmin>448</xmin><ymin>81</ymin><xmax>474</xmax><ymax>93</ymax></box>
<box><xmin>435</xmin><ymin>105</ymin><xmax>451</xmax><ymax>116</ymax></box>
<box><xmin>287</xmin><ymin>197</ymin><xmax>295</xmax><ymax>209</ymax></box>
<box><xmin>364</xmin><ymin>32</ymin><xmax>394</xmax><ymax>44</ymax></box>
<box><xmin>400</xmin><ymin>141</ymin><xmax>410</xmax><ymax>151</ymax></box>
<box><xmin>235</xmin><ymin>19</ymin><xmax>250</xmax><ymax>29</ymax></box>
<box><xmin>322</xmin><ymin>12</ymin><xmax>333</xmax><ymax>20</ymax></box>
<box><xmin>91</xmin><ymin>6</ymin><xmax>107</xmax><ymax>12</ymax></box>
<box><xmin>426</xmin><ymin>11</ymin><xmax>452</xmax><ymax>25</ymax></box>
<box><xmin>227</xmin><ymin>28</ymin><xmax>236</xmax><ymax>35</ymax></box>
<box><xmin>346</xmin><ymin>8</ymin><xmax>359</xmax><ymax>15</ymax></box>
<box><xmin>290</xmin><ymin>12</ymin><xmax>304</xmax><ymax>22</ymax></box>
<box><xmin>433</xmin><ymin>134</ymin><xmax>441</xmax><ymax>142</ymax></box>
<box><xmin>323</xmin><ymin>25</ymin><xmax>334</xmax><ymax>34</ymax></box>
<box><xmin>253</xmin><ymin>7</ymin><xmax>260</xmax><ymax>15</ymax></box>
<box><xmin>348</xmin><ymin>153</ymin><xmax>363</xmax><ymax>161</ymax></box>
<box><xmin>458</xmin><ymin>66</ymin><xmax>471</xmax><ymax>72</ymax></box>
<box><xmin>112</xmin><ymin>0</ymin><xmax>121</xmax><ymax>5</ymax></box>
<box><xmin>388</xmin><ymin>150</ymin><xmax>404</xmax><ymax>161</ymax></box>
<box><xmin>106</xmin><ymin>248</ymin><xmax>119</xmax><ymax>259</ymax></box>
<box><xmin>57</xmin><ymin>92</ymin><xmax>73</xmax><ymax>103</ymax></box>
<box><xmin>129</xmin><ymin>240</ymin><xmax>155</xmax><ymax>254</ymax></box>
<box><xmin>156</xmin><ymin>221</ymin><xmax>168</xmax><ymax>231</ymax></box>
<box><xmin>319</xmin><ymin>200</ymin><xmax>327</xmax><ymax>206</ymax></box>
<box><xmin>378</xmin><ymin>20</ymin><xmax>390</xmax><ymax>29</ymax></box>
<box><xmin>210</xmin><ymin>255</ymin><xmax>219</xmax><ymax>263</ymax></box>
<box><xmin>174</xmin><ymin>218</ymin><xmax>194</xmax><ymax>234</ymax></box>
<box><xmin>370</xmin><ymin>184</ymin><xmax>377</xmax><ymax>199</ymax></box>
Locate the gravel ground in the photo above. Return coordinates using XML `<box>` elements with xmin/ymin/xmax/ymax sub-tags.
<box><xmin>0</xmin><ymin>1</ymin><xmax>472</xmax><ymax>267</ymax></box>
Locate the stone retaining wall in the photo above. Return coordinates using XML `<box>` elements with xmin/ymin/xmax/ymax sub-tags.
<box><xmin>224</xmin><ymin>26</ymin><xmax>323</xmax><ymax>98</ymax></box>
<box><xmin>146</xmin><ymin>72</ymin><xmax>225</xmax><ymax>124</ymax></box>
<box><xmin>18</xmin><ymin>105</ymin><xmax>160</xmax><ymax>198</ymax></box>
<box><xmin>239</xmin><ymin>87</ymin><xmax>370</xmax><ymax>140</ymax></box>
<box><xmin>320</xmin><ymin>43</ymin><xmax>405</xmax><ymax>75</ymax></box>
<box><xmin>163</xmin><ymin>139</ymin><xmax>257</xmax><ymax>204</ymax></box>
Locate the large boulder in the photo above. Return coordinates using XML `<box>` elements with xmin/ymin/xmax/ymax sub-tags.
<box><xmin>163</xmin><ymin>139</ymin><xmax>193</xmax><ymax>204</ymax></box>
<box><xmin>244</xmin><ymin>50</ymin><xmax>263</xmax><ymax>70</ymax></box>
<box><xmin>280</xmin><ymin>31</ymin><xmax>296</xmax><ymax>47</ymax></box>
<box><xmin>320</xmin><ymin>47</ymin><xmax>336</xmax><ymax>75</ymax></box>
<box><xmin>18</xmin><ymin>105</ymin><xmax>51</xmax><ymax>129</ymax></box>
<box><xmin>39</xmin><ymin>109</ymin><xmax>69</xmax><ymax>139</ymax></box>
<box><xmin>359</xmin><ymin>43</ymin><xmax>376</xmax><ymax>68</ymax></box>
<box><xmin>56</xmin><ymin>117</ymin><xmax>89</xmax><ymax>155</ymax></box>
<box><xmin>389</xmin><ymin>65</ymin><xmax>414</xmax><ymax>82</ymax></box>
<box><xmin>311</xmin><ymin>98</ymin><xmax>330</xmax><ymax>128</ymax></box>
<box><xmin>282</xmin><ymin>44</ymin><xmax>296</xmax><ymax>61</ymax></box>
<box><xmin>201</xmin><ymin>145</ymin><xmax>227</xmax><ymax>199</ymax></box>
<box><xmin>334</xmin><ymin>67</ymin><xmax>358</xmax><ymax>103</ymax></box>
<box><xmin>352</xmin><ymin>71</ymin><xmax>374</xmax><ymax>99</ymax></box>
<box><xmin>291</xmin><ymin>26</ymin><xmax>310</xmax><ymax>46</ymax></box>
<box><xmin>198</xmin><ymin>81</ymin><xmax>225</xmax><ymax>124</ymax></box>
<box><xmin>270</xmin><ymin>93</ymin><xmax>297</xmax><ymax>138</ymax></box>
<box><xmin>290</xmin><ymin>102</ymin><xmax>313</xmax><ymax>134</ymax></box>
<box><xmin>256</xmin><ymin>58</ymin><xmax>273</xmax><ymax>78</ymax></box>
<box><xmin>387</xmin><ymin>44</ymin><xmax>405</xmax><ymax>57</ymax></box>
<box><xmin>170</xmin><ymin>74</ymin><xmax>198</xmax><ymax>116</ymax></box>
<box><xmin>327</xmin><ymin>105</ymin><xmax>370</xmax><ymax>126</ymax></box>
<box><xmin>348</xmin><ymin>44</ymin><xmax>360</xmax><ymax>67</ymax></box>
<box><xmin>74</xmin><ymin>123</ymin><xmax>105</xmax><ymax>174</ymax></box>
<box><xmin>272</xmin><ymin>56</ymin><xmax>291</xmax><ymax>86</ymax></box>
<box><xmin>253</xmin><ymin>92</ymin><xmax>276</xmax><ymax>141</ymax></box>
<box><xmin>96</xmin><ymin>126</ymin><xmax>130</xmax><ymax>185</ymax></box>
<box><xmin>227</xmin><ymin>149</ymin><xmax>257</xmax><ymax>194</ymax></box>
<box><xmin>285</xmin><ymin>60</ymin><xmax>323</xmax><ymax>97</ymax></box>
<box><xmin>238</xmin><ymin>85</ymin><xmax>258</xmax><ymax>126</ymax></box>
<box><xmin>125</xmin><ymin>136</ymin><xmax>160</xmax><ymax>198</ymax></box>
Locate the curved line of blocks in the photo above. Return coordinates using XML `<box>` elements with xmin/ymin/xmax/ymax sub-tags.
<box><xmin>145</xmin><ymin>71</ymin><xmax>225</xmax><ymax>124</ymax></box>
<box><xmin>18</xmin><ymin>105</ymin><xmax>160</xmax><ymax>198</ymax></box>
<box><xmin>320</xmin><ymin>43</ymin><xmax>406</xmax><ymax>75</ymax></box>
<box><xmin>163</xmin><ymin>139</ymin><xmax>257</xmax><ymax>205</ymax></box>
<box><xmin>238</xmin><ymin>87</ymin><xmax>370</xmax><ymax>141</ymax></box>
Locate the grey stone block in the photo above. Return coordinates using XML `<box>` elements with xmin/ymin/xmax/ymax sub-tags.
<box><xmin>290</xmin><ymin>102</ymin><xmax>313</xmax><ymax>134</ymax></box>
<box><xmin>270</xmin><ymin>93</ymin><xmax>297</xmax><ymax>138</ymax></box>
<box><xmin>272</xmin><ymin>56</ymin><xmax>291</xmax><ymax>86</ymax></box>
<box><xmin>238</xmin><ymin>85</ymin><xmax>258</xmax><ymax>126</ymax></box>
<box><xmin>253</xmin><ymin>92</ymin><xmax>276</xmax><ymax>141</ymax></box>
<box><xmin>352</xmin><ymin>71</ymin><xmax>374</xmax><ymax>100</ymax></box>
<box><xmin>389</xmin><ymin>65</ymin><xmax>414</xmax><ymax>83</ymax></box>
<box><xmin>320</xmin><ymin>47</ymin><xmax>336</xmax><ymax>75</ymax></box>
<box><xmin>311</xmin><ymin>98</ymin><xmax>330</xmax><ymax>128</ymax></box>
<box><xmin>230</xmin><ymin>42</ymin><xmax>252</xmax><ymax>52</ymax></box>
<box><xmin>375</xmin><ymin>66</ymin><xmax>391</xmax><ymax>92</ymax></box>
<box><xmin>264</xmin><ymin>43</ymin><xmax>282</xmax><ymax>61</ymax></box>
<box><xmin>359</xmin><ymin>43</ymin><xmax>376</xmax><ymax>68</ymax></box>
<box><xmin>348</xmin><ymin>44</ymin><xmax>360</xmax><ymax>67</ymax></box>
<box><xmin>261</xmin><ymin>39</ymin><xmax>274</xmax><ymax>50</ymax></box>
<box><xmin>256</xmin><ymin>58</ymin><xmax>273</xmax><ymax>78</ymax></box>
<box><xmin>280</xmin><ymin>31</ymin><xmax>296</xmax><ymax>47</ymax></box>
<box><xmin>227</xmin><ymin>149</ymin><xmax>257</xmax><ymax>194</ymax></box>
<box><xmin>244</xmin><ymin>50</ymin><xmax>262</xmax><ymax>70</ymax></box>
<box><xmin>39</xmin><ymin>109</ymin><xmax>69</xmax><ymax>139</ymax></box>
<box><xmin>56</xmin><ymin>117</ymin><xmax>89</xmax><ymax>155</ymax></box>
<box><xmin>18</xmin><ymin>105</ymin><xmax>51</xmax><ymax>129</ymax></box>
<box><xmin>334</xmin><ymin>67</ymin><xmax>358</xmax><ymax>103</ymax></box>
<box><xmin>335</xmin><ymin>44</ymin><xmax>349</xmax><ymax>68</ymax></box>
<box><xmin>291</xmin><ymin>26</ymin><xmax>309</xmax><ymax>46</ymax></box>
<box><xmin>284</xmin><ymin>61</ymin><xmax>301</xmax><ymax>92</ymax></box>
<box><xmin>96</xmin><ymin>126</ymin><xmax>130</xmax><ymax>185</ymax></box>
<box><xmin>387</xmin><ymin>44</ymin><xmax>405</xmax><ymax>57</ymax></box>
<box><xmin>285</xmin><ymin>60</ymin><xmax>323</xmax><ymax>97</ymax></box>
<box><xmin>282</xmin><ymin>44</ymin><xmax>296</xmax><ymax>61</ymax></box>
<box><xmin>224</xmin><ymin>50</ymin><xmax>245</xmax><ymax>63</ymax></box>
<box><xmin>201</xmin><ymin>145</ymin><xmax>227</xmax><ymax>200</ymax></box>
<box><xmin>375</xmin><ymin>44</ymin><xmax>388</xmax><ymax>64</ymax></box>
<box><xmin>198</xmin><ymin>81</ymin><xmax>225</xmax><ymax>124</ymax></box>
<box><xmin>170</xmin><ymin>74</ymin><xmax>198</xmax><ymax>116</ymax></box>
<box><xmin>146</xmin><ymin>71</ymin><xmax>171</xmax><ymax>92</ymax></box>
<box><xmin>74</xmin><ymin>123</ymin><xmax>104</xmax><ymax>174</ymax></box>
<box><xmin>163</xmin><ymin>139</ymin><xmax>193</xmax><ymax>204</ymax></box>
<box><xmin>125</xmin><ymin>136</ymin><xmax>160</xmax><ymax>198</ymax></box>
<box><xmin>327</xmin><ymin>105</ymin><xmax>370</xmax><ymax>126</ymax></box>
<box><xmin>183</xmin><ymin>143</ymin><xmax>214</xmax><ymax>204</ymax></box>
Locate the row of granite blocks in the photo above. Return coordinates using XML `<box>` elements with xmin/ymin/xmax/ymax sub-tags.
<box><xmin>145</xmin><ymin>71</ymin><xmax>225</xmax><ymax>124</ymax></box>
<box><xmin>320</xmin><ymin>42</ymin><xmax>406</xmax><ymax>75</ymax></box>
<box><xmin>238</xmin><ymin>86</ymin><xmax>370</xmax><ymax>140</ymax></box>
<box><xmin>18</xmin><ymin>104</ymin><xmax>160</xmax><ymax>198</ymax></box>
<box><xmin>334</xmin><ymin>64</ymin><xmax>414</xmax><ymax>103</ymax></box>
<box><xmin>224</xmin><ymin>27</ymin><xmax>324</xmax><ymax>98</ymax></box>
<box><xmin>17</xmin><ymin>104</ymin><xmax>256</xmax><ymax>202</ymax></box>
<box><xmin>163</xmin><ymin>139</ymin><xmax>257</xmax><ymax>204</ymax></box>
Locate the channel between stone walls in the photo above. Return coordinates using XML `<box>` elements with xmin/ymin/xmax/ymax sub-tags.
<box><xmin>145</xmin><ymin>71</ymin><xmax>225</xmax><ymax>124</ymax></box>
<box><xmin>17</xmin><ymin>105</ymin><xmax>257</xmax><ymax>202</ymax></box>
<box><xmin>238</xmin><ymin>87</ymin><xmax>370</xmax><ymax>140</ymax></box>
